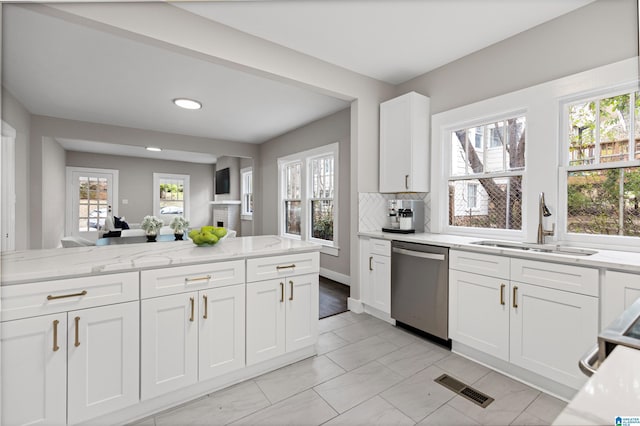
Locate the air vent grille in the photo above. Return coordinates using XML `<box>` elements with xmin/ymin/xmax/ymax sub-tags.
<box><xmin>434</xmin><ymin>374</ymin><xmax>494</xmax><ymax>408</ymax></box>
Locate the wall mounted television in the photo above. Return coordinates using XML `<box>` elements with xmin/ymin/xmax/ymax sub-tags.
<box><xmin>215</xmin><ymin>167</ymin><xmax>230</xmax><ymax>194</ymax></box>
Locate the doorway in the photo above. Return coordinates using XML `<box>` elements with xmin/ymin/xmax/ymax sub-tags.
<box><xmin>66</xmin><ymin>167</ymin><xmax>119</xmax><ymax>239</ymax></box>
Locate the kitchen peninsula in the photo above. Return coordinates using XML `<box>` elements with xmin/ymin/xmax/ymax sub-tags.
<box><xmin>1</xmin><ymin>236</ymin><xmax>320</xmax><ymax>426</ymax></box>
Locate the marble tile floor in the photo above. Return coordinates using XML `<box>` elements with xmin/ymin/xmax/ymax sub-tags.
<box><xmin>130</xmin><ymin>312</ymin><xmax>567</xmax><ymax>426</ymax></box>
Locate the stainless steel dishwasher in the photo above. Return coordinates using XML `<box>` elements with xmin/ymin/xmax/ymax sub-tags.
<box><xmin>391</xmin><ymin>241</ymin><xmax>449</xmax><ymax>342</ymax></box>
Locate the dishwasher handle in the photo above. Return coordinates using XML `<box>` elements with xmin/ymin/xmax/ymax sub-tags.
<box><xmin>578</xmin><ymin>344</ymin><xmax>599</xmax><ymax>377</ymax></box>
<box><xmin>392</xmin><ymin>248</ymin><xmax>446</xmax><ymax>261</ymax></box>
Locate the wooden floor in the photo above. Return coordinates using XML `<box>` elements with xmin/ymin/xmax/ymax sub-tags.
<box><xmin>319</xmin><ymin>276</ymin><xmax>350</xmax><ymax>319</ymax></box>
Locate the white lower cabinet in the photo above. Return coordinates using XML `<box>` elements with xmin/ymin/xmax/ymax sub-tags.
<box><xmin>509</xmin><ymin>282</ymin><xmax>598</xmax><ymax>389</ymax></box>
<box><xmin>359</xmin><ymin>237</ymin><xmax>391</xmax><ymax>315</ymax></box>
<box><xmin>67</xmin><ymin>302</ymin><xmax>140</xmax><ymax>425</ymax></box>
<box><xmin>449</xmin><ymin>250</ymin><xmax>599</xmax><ymax>390</ymax></box>
<box><xmin>199</xmin><ymin>284</ymin><xmax>245</xmax><ymax>381</ymax></box>
<box><xmin>449</xmin><ymin>270</ymin><xmax>509</xmax><ymax>361</ymax></box>
<box><xmin>1</xmin><ymin>301</ymin><xmax>139</xmax><ymax>426</ymax></box>
<box><xmin>141</xmin><ymin>292</ymin><xmax>199</xmax><ymax>400</ymax></box>
<box><xmin>141</xmin><ymin>285</ymin><xmax>246</xmax><ymax>399</ymax></box>
<box><xmin>1</xmin><ymin>313</ymin><xmax>67</xmax><ymax>426</ymax></box>
<box><xmin>246</xmin><ymin>273</ymin><xmax>318</xmax><ymax>365</ymax></box>
<box><xmin>601</xmin><ymin>270</ymin><xmax>640</xmax><ymax>329</ymax></box>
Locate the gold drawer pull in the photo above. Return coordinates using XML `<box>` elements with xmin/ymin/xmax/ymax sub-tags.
<box><xmin>512</xmin><ymin>286</ymin><xmax>519</xmax><ymax>309</ymax></box>
<box><xmin>189</xmin><ymin>297</ymin><xmax>195</xmax><ymax>322</ymax></box>
<box><xmin>369</xmin><ymin>256</ymin><xmax>373</xmax><ymax>271</ymax></box>
<box><xmin>74</xmin><ymin>316</ymin><xmax>80</xmax><ymax>347</ymax></box>
<box><xmin>185</xmin><ymin>275</ymin><xmax>211</xmax><ymax>283</ymax></box>
<box><xmin>280</xmin><ymin>282</ymin><xmax>284</xmax><ymax>303</ymax></box>
<box><xmin>203</xmin><ymin>294</ymin><xmax>208</xmax><ymax>319</ymax></box>
<box><xmin>289</xmin><ymin>280</ymin><xmax>294</xmax><ymax>301</ymax></box>
<box><xmin>500</xmin><ymin>284</ymin><xmax>505</xmax><ymax>306</ymax></box>
<box><xmin>53</xmin><ymin>320</ymin><xmax>60</xmax><ymax>352</ymax></box>
<box><xmin>276</xmin><ymin>264</ymin><xmax>296</xmax><ymax>270</ymax></box>
<box><xmin>47</xmin><ymin>290</ymin><xmax>87</xmax><ymax>301</ymax></box>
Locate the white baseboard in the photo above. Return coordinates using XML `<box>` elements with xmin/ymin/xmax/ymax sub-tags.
<box><xmin>320</xmin><ymin>268</ymin><xmax>350</xmax><ymax>286</ymax></box>
<box><xmin>347</xmin><ymin>298</ymin><xmax>364</xmax><ymax>313</ymax></box>
<box><xmin>363</xmin><ymin>304</ymin><xmax>396</xmax><ymax>325</ymax></box>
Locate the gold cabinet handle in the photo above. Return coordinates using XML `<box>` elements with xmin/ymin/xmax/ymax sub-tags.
<box><xmin>369</xmin><ymin>256</ymin><xmax>373</xmax><ymax>271</ymax></box>
<box><xmin>189</xmin><ymin>297</ymin><xmax>195</xmax><ymax>322</ymax></box>
<box><xmin>53</xmin><ymin>319</ymin><xmax>60</xmax><ymax>352</ymax></box>
<box><xmin>203</xmin><ymin>294</ymin><xmax>208</xmax><ymax>319</ymax></box>
<box><xmin>276</xmin><ymin>264</ymin><xmax>296</xmax><ymax>270</ymax></box>
<box><xmin>185</xmin><ymin>275</ymin><xmax>211</xmax><ymax>283</ymax></box>
<box><xmin>289</xmin><ymin>280</ymin><xmax>294</xmax><ymax>301</ymax></box>
<box><xmin>74</xmin><ymin>316</ymin><xmax>80</xmax><ymax>347</ymax></box>
<box><xmin>47</xmin><ymin>290</ymin><xmax>87</xmax><ymax>301</ymax></box>
<box><xmin>512</xmin><ymin>286</ymin><xmax>518</xmax><ymax>309</ymax></box>
<box><xmin>405</xmin><ymin>174</ymin><xmax>409</xmax><ymax>190</ymax></box>
<box><xmin>280</xmin><ymin>282</ymin><xmax>284</xmax><ymax>303</ymax></box>
<box><xmin>500</xmin><ymin>284</ymin><xmax>505</xmax><ymax>306</ymax></box>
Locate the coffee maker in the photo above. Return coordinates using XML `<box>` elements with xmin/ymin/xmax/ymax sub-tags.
<box><xmin>382</xmin><ymin>199</ymin><xmax>424</xmax><ymax>233</ymax></box>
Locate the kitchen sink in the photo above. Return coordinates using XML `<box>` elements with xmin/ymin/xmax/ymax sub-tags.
<box><xmin>470</xmin><ymin>240</ymin><xmax>597</xmax><ymax>256</ymax></box>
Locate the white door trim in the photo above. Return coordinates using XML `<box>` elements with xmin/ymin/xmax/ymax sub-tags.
<box><xmin>66</xmin><ymin>167</ymin><xmax>119</xmax><ymax>238</ymax></box>
<box><xmin>1</xmin><ymin>120</ymin><xmax>17</xmax><ymax>252</ymax></box>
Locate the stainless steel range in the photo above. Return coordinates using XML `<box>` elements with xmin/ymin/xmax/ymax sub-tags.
<box><xmin>580</xmin><ymin>296</ymin><xmax>640</xmax><ymax>376</ymax></box>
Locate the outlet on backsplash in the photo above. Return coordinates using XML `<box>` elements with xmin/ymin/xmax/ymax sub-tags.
<box><xmin>358</xmin><ymin>192</ymin><xmax>431</xmax><ymax>233</ymax></box>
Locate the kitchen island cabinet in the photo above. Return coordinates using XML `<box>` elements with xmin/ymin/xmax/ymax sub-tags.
<box><xmin>0</xmin><ymin>236</ymin><xmax>320</xmax><ymax>426</ymax></box>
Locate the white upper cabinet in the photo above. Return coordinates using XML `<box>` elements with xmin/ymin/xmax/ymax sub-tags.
<box><xmin>379</xmin><ymin>91</ymin><xmax>430</xmax><ymax>193</ymax></box>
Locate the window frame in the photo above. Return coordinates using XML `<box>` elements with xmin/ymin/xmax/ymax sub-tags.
<box><xmin>152</xmin><ymin>172</ymin><xmax>190</xmax><ymax>224</ymax></box>
<box><xmin>559</xmin><ymin>83</ymin><xmax>640</xmax><ymax>247</ymax></box>
<box><xmin>240</xmin><ymin>167</ymin><xmax>253</xmax><ymax>220</ymax></box>
<box><xmin>277</xmin><ymin>142</ymin><xmax>339</xmax><ymax>255</ymax></box>
<box><xmin>442</xmin><ymin>110</ymin><xmax>527</xmax><ymax>239</ymax></box>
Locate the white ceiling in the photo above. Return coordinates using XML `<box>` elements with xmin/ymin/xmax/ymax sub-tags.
<box><xmin>2</xmin><ymin>1</ymin><xmax>595</xmax><ymax>162</ymax></box>
<box><xmin>177</xmin><ymin>0</ymin><xmax>596</xmax><ymax>85</ymax></box>
<box><xmin>2</xmin><ymin>4</ymin><xmax>349</xmax><ymax>146</ymax></box>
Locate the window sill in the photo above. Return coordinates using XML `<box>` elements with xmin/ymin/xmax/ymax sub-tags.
<box><xmin>320</xmin><ymin>245</ymin><xmax>340</xmax><ymax>257</ymax></box>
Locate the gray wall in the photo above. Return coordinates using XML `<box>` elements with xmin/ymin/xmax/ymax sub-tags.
<box><xmin>42</xmin><ymin>137</ymin><xmax>66</xmax><ymax>248</ymax></box>
<box><xmin>397</xmin><ymin>0</ymin><xmax>639</xmax><ymax>114</ymax></box>
<box><xmin>214</xmin><ymin>156</ymin><xmax>241</xmax><ymax>201</ymax></box>
<box><xmin>66</xmin><ymin>151</ymin><xmax>214</xmax><ymax>229</ymax></box>
<box><xmin>1</xmin><ymin>87</ymin><xmax>30</xmax><ymax>250</ymax></box>
<box><xmin>257</xmin><ymin>108</ymin><xmax>351</xmax><ymax>277</ymax></box>
<box><xmin>27</xmin><ymin>115</ymin><xmax>258</xmax><ymax>249</ymax></box>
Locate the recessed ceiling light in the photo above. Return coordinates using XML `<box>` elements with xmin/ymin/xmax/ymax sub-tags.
<box><xmin>173</xmin><ymin>98</ymin><xmax>202</xmax><ymax>110</ymax></box>
<box><xmin>146</xmin><ymin>146</ymin><xmax>162</xmax><ymax>152</ymax></box>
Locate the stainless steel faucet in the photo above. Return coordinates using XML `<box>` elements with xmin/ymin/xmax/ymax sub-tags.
<box><xmin>537</xmin><ymin>192</ymin><xmax>554</xmax><ymax>244</ymax></box>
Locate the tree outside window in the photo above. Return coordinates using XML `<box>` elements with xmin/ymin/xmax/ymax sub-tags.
<box><xmin>566</xmin><ymin>91</ymin><xmax>640</xmax><ymax>237</ymax></box>
<box><xmin>449</xmin><ymin>116</ymin><xmax>526</xmax><ymax>230</ymax></box>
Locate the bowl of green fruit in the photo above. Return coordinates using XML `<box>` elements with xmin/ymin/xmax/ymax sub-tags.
<box><xmin>188</xmin><ymin>226</ymin><xmax>228</xmax><ymax>246</ymax></box>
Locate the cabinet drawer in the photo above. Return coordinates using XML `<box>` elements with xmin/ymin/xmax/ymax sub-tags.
<box><xmin>141</xmin><ymin>260</ymin><xmax>245</xmax><ymax>299</ymax></box>
<box><xmin>1</xmin><ymin>272</ymin><xmax>139</xmax><ymax>322</ymax></box>
<box><xmin>370</xmin><ymin>239</ymin><xmax>391</xmax><ymax>256</ymax></box>
<box><xmin>510</xmin><ymin>258</ymin><xmax>598</xmax><ymax>296</ymax></box>
<box><xmin>246</xmin><ymin>252</ymin><xmax>319</xmax><ymax>283</ymax></box>
<box><xmin>449</xmin><ymin>250</ymin><xmax>509</xmax><ymax>279</ymax></box>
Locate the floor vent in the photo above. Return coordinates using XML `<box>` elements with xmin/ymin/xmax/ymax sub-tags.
<box><xmin>434</xmin><ymin>374</ymin><xmax>494</xmax><ymax>408</ymax></box>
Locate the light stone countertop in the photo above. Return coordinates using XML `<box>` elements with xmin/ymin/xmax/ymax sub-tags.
<box><xmin>0</xmin><ymin>235</ymin><xmax>320</xmax><ymax>285</ymax></box>
<box><xmin>358</xmin><ymin>231</ymin><xmax>640</xmax><ymax>273</ymax></box>
<box><xmin>553</xmin><ymin>345</ymin><xmax>640</xmax><ymax>425</ymax></box>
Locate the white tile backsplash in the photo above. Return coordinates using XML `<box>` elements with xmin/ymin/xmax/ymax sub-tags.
<box><xmin>358</xmin><ymin>192</ymin><xmax>431</xmax><ymax>233</ymax></box>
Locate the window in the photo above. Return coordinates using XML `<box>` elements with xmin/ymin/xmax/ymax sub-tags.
<box><xmin>153</xmin><ymin>173</ymin><xmax>190</xmax><ymax>225</ymax></box>
<box><xmin>449</xmin><ymin>115</ymin><xmax>526</xmax><ymax>230</ymax></box>
<box><xmin>467</xmin><ymin>183</ymin><xmax>478</xmax><ymax>209</ymax></box>
<box><xmin>241</xmin><ymin>167</ymin><xmax>253</xmax><ymax>219</ymax></box>
<box><xmin>278</xmin><ymin>143</ymin><xmax>339</xmax><ymax>253</ymax></box>
<box><xmin>564</xmin><ymin>90</ymin><xmax>640</xmax><ymax>238</ymax></box>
